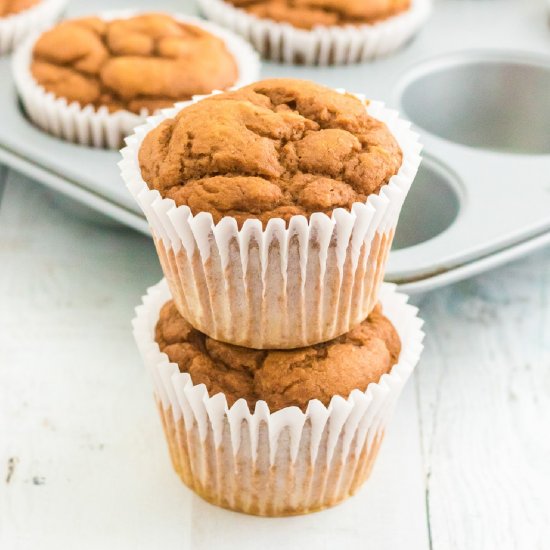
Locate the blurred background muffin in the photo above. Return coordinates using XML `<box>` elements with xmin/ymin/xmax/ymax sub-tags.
<box><xmin>1</xmin><ymin>0</ymin><xmax>40</xmax><ymax>17</ymax></box>
<box><xmin>0</xmin><ymin>0</ymin><xmax>66</xmax><ymax>54</ymax></box>
<box><xmin>13</xmin><ymin>11</ymin><xmax>260</xmax><ymax>147</ymax></box>
<box><xmin>226</xmin><ymin>0</ymin><xmax>411</xmax><ymax>28</ymax></box>
<box><xmin>197</xmin><ymin>0</ymin><xmax>431</xmax><ymax>64</ymax></box>
<box><xmin>31</xmin><ymin>14</ymin><xmax>239</xmax><ymax>114</ymax></box>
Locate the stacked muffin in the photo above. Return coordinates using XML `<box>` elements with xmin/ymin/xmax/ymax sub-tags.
<box><xmin>124</xmin><ymin>78</ymin><xmax>425</xmax><ymax>516</ymax></box>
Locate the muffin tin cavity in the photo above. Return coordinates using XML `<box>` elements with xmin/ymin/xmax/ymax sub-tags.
<box><xmin>392</xmin><ymin>157</ymin><xmax>461</xmax><ymax>251</ymax></box>
<box><xmin>398</xmin><ymin>52</ymin><xmax>550</xmax><ymax>155</ymax></box>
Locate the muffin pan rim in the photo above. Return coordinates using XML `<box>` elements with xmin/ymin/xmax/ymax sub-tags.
<box><xmin>386</xmin><ymin>46</ymin><xmax>550</xmax><ymax>279</ymax></box>
<box><xmin>386</xmin><ymin>128</ymin><xmax>550</xmax><ymax>278</ymax></box>
<box><xmin>391</xmin><ymin>153</ymin><xmax>465</xmax><ymax>252</ymax></box>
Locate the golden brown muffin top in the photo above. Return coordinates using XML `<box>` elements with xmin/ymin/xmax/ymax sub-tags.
<box><xmin>155</xmin><ymin>300</ymin><xmax>401</xmax><ymax>412</ymax></box>
<box><xmin>225</xmin><ymin>0</ymin><xmax>410</xmax><ymax>29</ymax></box>
<box><xmin>0</xmin><ymin>0</ymin><xmax>38</xmax><ymax>17</ymax></box>
<box><xmin>139</xmin><ymin>79</ymin><xmax>402</xmax><ymax>227</ymax></box>
<box><xmin>30</xmin><ymin>14</ymin><xmax>239</xmax><ymax>114</ymax></box>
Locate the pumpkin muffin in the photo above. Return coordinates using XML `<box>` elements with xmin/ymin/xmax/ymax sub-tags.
<box><xmin>0</xmin><ymin>0</ymin><xmax>65</xmax><ymax>55</ymax></box>
<box><xmin>30</xmin><ymin>13</ymin><xmax>239</xmax><ymax>114</ymax></box>
<box><xmin>225</xmin><ymin>0</ymin><xmax>410</xmax><ymax>29</ymax></box>
<box><xmin>13</xmin><ymin>12</ymin><xmax>259</xmax><ymax>147</ymax></box>
<box><xmin>0</xmin><ymin>0</ymin><xmax>40</xmax><ymax>17</ymax></box>
<box><xmin>133</xmin><ymin>278</ymin><xmax>424</xmax><ymax>515</ymax></box>
<box><xmin>123</xmin><ymin>78</ymin><xmax>421</xmax><ymax>349</ymax></box>
<box><xmin>156</xmin><ymin>298</ymin><xmax>401</xmax><ymax>412</ymax></box>
<box><xmin>139</xmin><ymin>78</ymin><xmax>403</xmax><ymax>227</ymax></box>
<box><xmin>197</xmin><ymin>0</ymin><xmax>430</xmax><ymax>64</ymax></box>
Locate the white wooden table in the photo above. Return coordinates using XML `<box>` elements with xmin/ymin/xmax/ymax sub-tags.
<box><xmin>1</xmin><ymin>169</ymin><xmax>549</xmax><ymax>549</ymax></box>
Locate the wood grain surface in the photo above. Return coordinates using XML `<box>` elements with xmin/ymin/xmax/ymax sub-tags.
<box><xmin>1</xmin><ymin>169</ymin><xmax>549</xmax><ymax>549</ymax></box>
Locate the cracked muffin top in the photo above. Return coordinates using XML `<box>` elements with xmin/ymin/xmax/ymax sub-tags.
<box><xmin>224</xmin><ymin>0</ymin><xmax>410</xmax><ymax>29</ymax></box>
<box><xmin>30</xmin><ymin>13</ymin><xmax>239</xmax><ymax>114</ymax></box>
<box><xmin>155</xmin><ymin>299</ymin><xmax>401</xmax><ymax>412</ymax></box>
<box><xmin>139</xmin><ymin>79</ymin><xmax>402</xmax><ymax>227</ymax></box>
<box><xmin>1</xmin><ymin>0</ymin><xmax>39</xmax><ymax>17</ymax></box>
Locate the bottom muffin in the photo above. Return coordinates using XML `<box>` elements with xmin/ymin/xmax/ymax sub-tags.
<box><xmin>133</xmin><ymin>279</ymin><xmax>424</xmax><ymax>516</ymax></box>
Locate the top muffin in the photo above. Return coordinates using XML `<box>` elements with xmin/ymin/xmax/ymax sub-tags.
<box><xmin>156</xmin><ymin>299</ymin><xmax>401</xmax><ymax>412</ymax></box>
<box><xmin>30</xmin><ymin>13</ymin><xmax>239</xmax><ymax>114</ymax></box>
<box><xmin>0</xmin><ymin>0</ymin><xmax>38</xmax><ymax>17</ymax></box>
<box><xmin>224</xmin><ymin>0</ymin><xmax>411</xmax><ymax>29</ymax></box>
<box><xmin>139</xmin><ymin>78</ymin><xmax>402</xmax><ymax>227</ymax></box>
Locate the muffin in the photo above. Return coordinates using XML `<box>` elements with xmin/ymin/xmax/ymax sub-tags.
<box><xmin>155</xmin><ymin>300</ymin><xmax>401</xmax><ymax>413</ymax></box>
<box><xmin>12</xmin><ymin>12</ymin><xmax>260</xmax><ymax>147</ymax></box>
<box><xmin>1</xmin><ymin>0</ymin><xmax>40</xmax><ymax>16</ymax></box>
<box><xmin>122</xmin><ymin>79</ymin><xmax>422</xmax><ymax>349</ymax></box>
<box><xmin>227</xmin><ymin>0</ymin><xmax>411</xmax><ymax>28</ymax></box>
<box><xmin>197</xmin><ymin>0</ymin><xmax>432</xmax><ymax>64</ymax></box>
<box><xmin>0</xmin><ymin>0</ymin><xmax>66</xmax><ymax>54</ymax></box>
<box><xmin>133</xmin><ymin>278</ymin><xmax>424</xmax><ymax>516</ymax></box>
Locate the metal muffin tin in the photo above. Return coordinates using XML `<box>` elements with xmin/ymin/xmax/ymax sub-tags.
<box><xmin>0</xmin><ymin>0</ymin><xmax>549</xmax><ymax>294</ymax></box>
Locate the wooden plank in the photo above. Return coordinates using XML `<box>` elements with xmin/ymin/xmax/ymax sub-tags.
<box><xmin>0</xmin><ymin>173</ymin><xmax>429</xmax><ymax>549</ymax></box>
<box><xmin>417</xmin><ymin>249</ymin><xmax>550</xmax><ymax>550</ymax></box>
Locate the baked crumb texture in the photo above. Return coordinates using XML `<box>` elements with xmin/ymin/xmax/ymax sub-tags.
<box><xmin>139</xmin><ymin>79</ymin><xmax>402</xmax><ymax>226</ymax></box>
<box><xmin>155</xmin><ymin>298</ymin><xmax>401</xmax><ymax>412</ymax></box>
<box><xmin>31</xmin><ymin>13</ymin><xmax>239</xmax><ymax>114</ymax></box>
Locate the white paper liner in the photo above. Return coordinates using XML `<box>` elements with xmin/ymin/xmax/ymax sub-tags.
<box><xmin>11</xmin><ymin>10</ymin><xmax>261</xmax><ymax>148</ymax></box>
<box><xmin>133</xmin><ymin>278</ymin><xmax>424</xmax><ymax>516</ymax></box>
<box><xmin>197</xmin><ymin>0</ymin><xmax>431</xmax><ymax>64</ymax></box>
<box><xmin>121</xmin><ymin>89</ymin><xmax>422</xmax><ymax>349</ymax></box>
<box><xmin>0</xmin><ymin>0</ymin><xmax>66</xmax><ymax>55</ymax></box>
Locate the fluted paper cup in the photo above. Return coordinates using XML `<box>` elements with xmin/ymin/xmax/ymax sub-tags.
<box><xmin>197</xmin><ymin>0</ymin><xmax>431</xmax><ymax>64</ymax></box>
<box><xmin>133</xmin><ymin>278</ymin><xmax>424</xmax><ymax>516</ymax></box>
<box><xmin>121</xmin><ymin>90</ymin><xmax>422</xmax><ymax>349</ymax></box>
<box><xmin>0</xmin><ymin>0</ymin><xmax>66</xmax><ymax>55</ymax></box>
<box><xmin>12</xmin><ymin>10</ymin><xmax>260</xmax><ymax>148</ymax></box>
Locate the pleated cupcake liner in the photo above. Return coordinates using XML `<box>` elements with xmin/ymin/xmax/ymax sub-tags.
<box><xmin>121</xmin><ymin>90</ymin><xmax>422</xmax><ymax>349</ymax></box>
<box><xmin>11</xmin><ymin>10</ymin><xmax>261</xmax><ymax>148</ymax></box>
<box><xmin>197</xmin><ymin>0</ymin><xmax>432</xmax><ymax>64</ymax></box>
<box><xmin>0</xmin><ymin>0</ymin><xmax>66</xmax><ymax>55</ymax></box>
<box><xmin>133</xmin><ymin>278</ymin><xmax>424</xmax><ymax>516</ymax></box>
